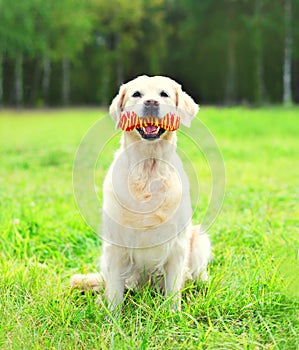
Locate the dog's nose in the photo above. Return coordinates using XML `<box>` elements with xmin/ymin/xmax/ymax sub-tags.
<box><xmin>144</xmin><ymin>99</ymin><xmax>159</xmax><ymax>107</ymax></box>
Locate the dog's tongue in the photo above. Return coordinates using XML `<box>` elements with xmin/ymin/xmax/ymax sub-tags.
<box><xmin>145</xmin><ymin>125</ymin><xmax>158</xmax><ymax>133</ymax></box>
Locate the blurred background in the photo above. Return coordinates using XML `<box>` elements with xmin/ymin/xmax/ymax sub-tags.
<box><xmin>0</xmin><ymin>0</ymin><xmax>298</xmax><ymax>108</ymax></box>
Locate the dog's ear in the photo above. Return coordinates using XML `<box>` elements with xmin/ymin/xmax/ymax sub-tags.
<box><xmin>175</xmin><ymin>86</ymin><xmax>199</xmax><ymax>127</ymax></box>
<box><xmin>109</xmin><ymin>84</ymin><xmax>127</xmax><ymax>125</ymax></box>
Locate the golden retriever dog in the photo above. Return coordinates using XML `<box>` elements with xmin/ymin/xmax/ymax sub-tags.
<box><xmin>71</xmin><ymin>75</ymin><xmax>211</xmax><ymax>310</ymax></box>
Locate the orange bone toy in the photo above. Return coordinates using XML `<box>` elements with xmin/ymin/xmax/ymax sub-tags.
<box><xmin>119</xmin><ymin>111</ymin><xmax>180</xmax><ymax>131</ymax></box>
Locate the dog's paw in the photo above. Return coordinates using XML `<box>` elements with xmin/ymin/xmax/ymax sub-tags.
<box><xmin>70</xmin><ymin>273</ymin><xmax>103</xmax><ymax>293</ymax></box>
<box><xmin>200</xmin><ymin>269</ymin><xmax>209</xmax><ymax>282</ymax></box>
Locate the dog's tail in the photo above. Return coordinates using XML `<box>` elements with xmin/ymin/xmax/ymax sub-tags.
<box><xmin>70</xmin><ymin>273</ymin><xmax>103</xmax><ymax>293</ymax></box>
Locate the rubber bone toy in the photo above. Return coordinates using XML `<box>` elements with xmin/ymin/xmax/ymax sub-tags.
<box><xmin>119</xmin><ymin>111</ymin><xmax>180</xmax><ymax>132</ymax></box>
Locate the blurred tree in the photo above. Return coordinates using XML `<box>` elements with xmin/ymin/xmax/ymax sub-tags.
<box><xmin>90</xmin><ymin>0</ymin><xmax>143</xmax><ymax>104</ymax></box>
<box><xmin>0</xmin><ymin>0</ymin><xmax>37</xmax><ymax>106</ymax></box>
<box><xmin>0</xmin><ymin>0</ymin><xmax>3</xmax><ymax>106</ymax></box>
<box><xmin>0</xmin><ymin>48</ymin><xmax>3</xmax><ymax>107</ymax></box>
<box><xmin>0</xmin><ymin>0</ymin><xmax>299</xmax><ymax>106</ymax></box>
<box><xmin>252</xmin><ymin>0</ymin><xmax>266</xmax><ymax>105</ymax></box>
<box><xmin>129</xmin><ymin>0</ymin><xmax>167</xmax><ymax>77</ymax></box>
<box><xmin>162</xmin><ymin>0</ymin><xmax>212</xmax><ymax>101</ymax></box>
<box><xmin>293</xmin><ymin>0</ymin><xmax>299</xmax><ymax>102</ymax></box>
<box><xmin>163</xmin><ymin>0</ymin><xmax>237</xmax><ymax>104</ymax></box>
<box><xmin>283</xmin><ymin>0</ymin><xmax>293</xmax><ymax>105</ymax></box>
<box><xmin>224</xmin><ymin>0</ymin><xmax>237</xmax><ymax>105</ymax></box>
<box><xmin>242</xmin><ymin>0</ymin><xmax>276</xmax><ymax>105</ymax></box>
<box><xmin>27</xmin><ymin>1</ymin><xmax>52</xmax><ymax>105</ymax></box>
<box><xmin>48</xmin><ymin>0</ymin><xmax>94</xmax><ymax>105</ymax></box>
<box><xmin>0</xmin><ymin>53</ymin><xmax>2</xmax><ymax>106</ymax></box>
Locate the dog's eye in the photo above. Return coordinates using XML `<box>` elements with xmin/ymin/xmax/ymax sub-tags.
<box><xmin>132</xmin><ymin>91</ymin><xmax>142</xmax><ymax>98</ymax></box>
<box><xmin>160</xmin><ymin>91</ymin><xmax>169</xmax><ymax>98</ymax></box>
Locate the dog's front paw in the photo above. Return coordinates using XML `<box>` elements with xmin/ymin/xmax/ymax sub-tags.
<box><xmin>200</xmin><ymin>269</ymin><xmax>209</xmax><ymax>282</ymax></box>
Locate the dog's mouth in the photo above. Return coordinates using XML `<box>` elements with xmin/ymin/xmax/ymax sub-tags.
<box><xmin>136</xmin><ymin>125</ymin><xmax>166</xmax><ymax>140</ymax></box>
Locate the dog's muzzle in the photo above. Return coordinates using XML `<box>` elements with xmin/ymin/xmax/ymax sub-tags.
<box><xmin>143</xmin><ymin>99</ymin><xmax>160</xmax><ymax>118</ymax></box>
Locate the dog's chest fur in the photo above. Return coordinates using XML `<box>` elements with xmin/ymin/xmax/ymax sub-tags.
<box><xmin>124</xmin><ymin>158</ymin><xmax>182</xmax><ymax>228</ymax></box>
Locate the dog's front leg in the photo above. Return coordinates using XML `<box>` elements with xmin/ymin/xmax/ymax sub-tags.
<box><xmin>164</xmin><ymin>248</ymin><xmax>186</xmax><ymax>311</ymax></box>
<box><xmin>100</xmin><ymin>244</ymin><xmax>127</xmax><ymax>310</ymax></box>
<box><xmin>105</xmin><ymin>272</ymin><xmax>125</xmax><ymax>311</ymax></box>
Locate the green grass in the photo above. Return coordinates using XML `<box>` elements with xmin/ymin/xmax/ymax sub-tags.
<box><xmin>0</xmin><ymin>107</ymin><xmax>298</xmax><ymax>349</ymax></box>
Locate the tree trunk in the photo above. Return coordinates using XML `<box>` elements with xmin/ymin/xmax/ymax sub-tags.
<box><xmin>115</xmin><ymin>35</ymin><xmax>124</xmax><ymax>87</ymax></box>
<box><xmin>29</xmin><ymin>59</ymin><xmax>41</xmax><ymax>106</ymax></box>
<box><xmin>224</xmin><ymin>0</ymin><xmax>236</xmax><ymax>105</ymax></box>
<box><xmin>15</xmin><ymin>54</ymin><xmax>23</xmax><ymax>107</ymax></box>
<box><xmin>101</xmin><ymin>51</ymin><xmax>111</xmax><ymax>106</ymax></box>
<box><xmin>62</xmin><ymin>56</ymin><xmax>70</xmax><ymax>106</ymax></box>
<box><xmin>283</xmin><ymin>0</ymin><xmax>293</xmax><ymax>106</ymax></box>
<box><xmin>101</xmin><ymin>63</ymin><xmax>110</xmax><ymax>106</ymax></box>
<box><xmin>254</xmin><ymin>0</ymin><xmax>265</xmax><ymax>105</ymax></box>
<box><xmin>116</xmin><ymin>59</ymin><xmax>124</xmax><ymax>88</ymax></box>
<box><xmin>0</xmin><ymin>53</ymin><xmax>3</xmax><ymax>107</ymax></box>
<box><xmin>225</xmin><ymin>32</ymin><xmax>236</xmax><ymax>105</ymax></box>
<box><xmin>256</xmin><ymin>51</ymin><xmax>265</xmax><ymax>104</ymax></box>
<box><xmin>42</xmin><ymin>56</ymin><xmax>51</xmax><ymax>106</ymax></box>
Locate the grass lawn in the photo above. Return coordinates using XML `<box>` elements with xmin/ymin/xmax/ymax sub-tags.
<box><xmin>0</xmin><ymin>107</ymin><xmax>298</xmax><ymax>349</ymax></box>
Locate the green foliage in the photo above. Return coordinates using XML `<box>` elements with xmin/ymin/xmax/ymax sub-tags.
<box><xmin>0</xmin><ymin>108</ymin><xmax>298</xmax><ymax>348</ymax></box>
<box><xmin>0</xmin><ymin>0</ymin><xmax>38</xmax><ymax>55</ymax></box>
<box><xmin>0</xmin><ymin>0</ymin><xmax>94</xmax><ymax>58</ymax></box>
<box><xmin>0</xmin><ymin>0</ymin><xmax>299</xmax><ymax>105</ymax></box>
<box><xmin>49</xmin><ymin>0</ymin><xmax>94</xmax><ymax>60</ymax></box>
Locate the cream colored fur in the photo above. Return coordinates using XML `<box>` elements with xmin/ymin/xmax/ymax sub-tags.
<box><xmin>71</xmin><ymin>75</ymin><xmax>212</xmax><ymax>310</ymax></box>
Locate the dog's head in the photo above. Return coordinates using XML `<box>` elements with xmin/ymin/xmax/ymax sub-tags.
<box><xmin>109</xmin><ymin>75</ymin><xmax>199</xmax><ymax>141</ymax></box>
